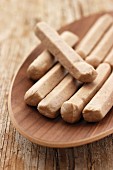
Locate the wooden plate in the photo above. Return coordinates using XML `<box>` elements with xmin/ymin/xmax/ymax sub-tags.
<box><xmin>8</xmin><ymin>12</ymin><xmax>113</xmax><ymax>148</ymax></box>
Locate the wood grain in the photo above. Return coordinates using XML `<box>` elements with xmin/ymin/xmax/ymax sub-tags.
<box><xmin>1</xmin><ymin>0</ymin><xmax>113</xmax><ymax>169</ymax></box>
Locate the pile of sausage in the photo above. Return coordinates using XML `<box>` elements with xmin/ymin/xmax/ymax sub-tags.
<box><xmin>24</xmin><ymin>14</ymin><xmax>113</xmax><ymax>123</ymax></box>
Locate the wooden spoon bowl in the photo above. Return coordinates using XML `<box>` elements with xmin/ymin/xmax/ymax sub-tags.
<box><xmin>8</xmin><ymin>12</ymin><xmax>113</xmax><ymax>148</ymax></box>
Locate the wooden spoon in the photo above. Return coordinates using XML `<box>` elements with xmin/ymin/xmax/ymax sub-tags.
<box><xmin>8</xmin><ymin>12</ymin><xmax>113</xmax><ymax>148</ymax></box>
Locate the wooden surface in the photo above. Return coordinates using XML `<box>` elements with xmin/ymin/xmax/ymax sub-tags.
<box><xmin>1</xmin><ymin>0</ymin><xmax>113</xmax><ymax>169</ymax></box>
<box><xmin>9</xmin><ymin>13</ymin><xmax>113</xmax><ymax>149</ymax></box>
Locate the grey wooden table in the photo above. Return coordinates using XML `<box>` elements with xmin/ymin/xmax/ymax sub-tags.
<box><xmin>0</xmin><ymin>0</ymin><xmax>113</xmax><ymax>169</ymax></box>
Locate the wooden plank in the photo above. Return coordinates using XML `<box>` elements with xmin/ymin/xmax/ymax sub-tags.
<box><xmin>0</xmin><ymin>0</ymin><xmax>113</xmax><ymax>170</ymax></box>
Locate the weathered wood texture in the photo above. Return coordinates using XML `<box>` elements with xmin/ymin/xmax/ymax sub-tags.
<box><xmin>0</xmin><ymin>0</ymin><xmax>113</xmax><ymax>169</ymax></box>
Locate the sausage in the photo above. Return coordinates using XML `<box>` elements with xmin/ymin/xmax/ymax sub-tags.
<box><xmin>76</xmin><ymin>14</ymin><xmax>113</xmax><ymax>59</ymax></box>
<box><xmin>24</xmin><ymin>63</ymin><xmax>67</xmax><ymax>106</ymax></box>
<box><xmin>86</xmin><ymin>26</ymin><xmax>113</xmax><ymax>67</ymax></box>
<box><xmin>27</xmin><ymin>31</ymin><xmax>79</xmax><ymax>80</ymax></box>
<box><xmin>61</xmin><ymin>63</ymin><xmax>111</xmax><ymax>123</ymax></box>
<box><xmin>104</xmin><ymin>48</ymin><xmax>113</xmax><ymax>67</ymax></box>
<box><xmin>35</xmin><ymin>22</ymin><xmax>97</xmax><ymax>82</ymax></box>
<box><xmin>83</xmin><ymin>71</ymin><xmax>113</xmax><ymax>122</ymax></box>
<box><xmin>38</xmin><ymin>74</ymin><xmax>81</xmax><ymax>118</ymax></box>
